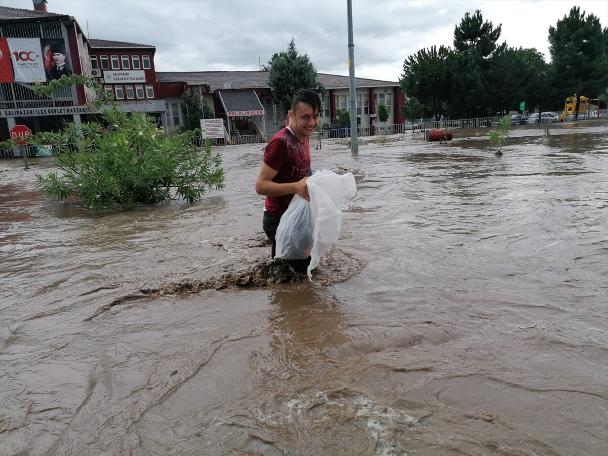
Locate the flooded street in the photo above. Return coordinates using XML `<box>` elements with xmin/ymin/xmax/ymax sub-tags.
<box><xmin>1</xmin><ymin>124</ymin><xmax>607</xmax><ymax>455</ymax></box>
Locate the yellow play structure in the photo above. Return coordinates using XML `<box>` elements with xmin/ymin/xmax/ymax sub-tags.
<box><xmin>559</xmin><ymin>95</ymin><xmax>597</xmax><ymax>121</ymax></box>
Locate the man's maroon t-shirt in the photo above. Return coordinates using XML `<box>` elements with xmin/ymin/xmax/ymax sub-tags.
<box><xmin>263</xmin><ymin>127</ymin><xmax>311</xmax><ymax>215</ymax></box>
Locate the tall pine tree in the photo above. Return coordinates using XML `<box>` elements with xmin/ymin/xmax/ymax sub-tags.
<box><xmin>450</xmin><ymin>10</ymin><xmax>504</xmax><ymax>117</ymax></box>
<box><xmin>267</xmin><ymin>39</ymin><xmax>323</xmax><ymax>110</ymax></box>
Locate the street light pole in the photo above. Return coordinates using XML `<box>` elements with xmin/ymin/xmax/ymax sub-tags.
<box><xmin>347</xmin><ymin>0</ymin><xmax>358</xmax><ymax>153</ymax></box>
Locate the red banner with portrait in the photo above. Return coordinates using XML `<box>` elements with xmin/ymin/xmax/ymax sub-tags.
<box><xmin>0</xmin><ymin>38</ymin><xmax>14</xmax><ymax>82</ymax></box>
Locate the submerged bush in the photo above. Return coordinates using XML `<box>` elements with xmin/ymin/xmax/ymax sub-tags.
<box><xmin>35</xmin><ymin>108</ymin><xmax>224</xmax><ymax>209</ymax></box>
<box><xmin>489</xmin><ymin>115</ymin><xmax>511</xmax><ymax>154</ymax></box>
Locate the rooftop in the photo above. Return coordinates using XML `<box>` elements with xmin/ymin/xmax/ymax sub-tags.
<box><xmin>156</xmin><ymin>71</ymin><xmax>398</xmax><ymax>91</ymax></box>
<box><xmin>88</xmin><ymin>38</ymin><xmax>155</xmax><ymax>50</ymax></box>
<box><xmin>0</xmin><ymin>5</ymin><xmax>65</xmax><ymax>20</ymax></box>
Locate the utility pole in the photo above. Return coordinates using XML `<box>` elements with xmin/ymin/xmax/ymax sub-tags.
<box><xmin>347</xmin><ymin>0</ymin><xmax>358</xmax><ymax>153</ymax></box>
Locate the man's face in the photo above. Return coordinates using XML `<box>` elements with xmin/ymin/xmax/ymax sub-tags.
<box><xmin>289</xmin><ymin>102</ymin><xmax>320</xmax><ymax>139</ymax></box>
<box><xmin>52</xmin><ymin>52</ymin><xmax>65</xmax><ymax>65</ymax></box>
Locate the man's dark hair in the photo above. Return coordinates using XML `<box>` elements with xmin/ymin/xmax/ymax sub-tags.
<box><xmin>291</xmin><ymin>89</ymin><xmax>321</xmax><ymax>114</ymax></box>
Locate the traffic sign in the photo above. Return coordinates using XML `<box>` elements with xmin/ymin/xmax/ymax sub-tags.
<box><xmin>519</xmin><ymin>101</ymin><xmax>526</xmax><ymax>112</ymax></box>
<box><xmin>10</xmin><ymin>124</ymin><xmax>32</xmax><ymax>145</ymax></box>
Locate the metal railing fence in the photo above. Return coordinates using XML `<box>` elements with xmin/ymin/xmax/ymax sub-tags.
<box><xmin>3</xmin><ymin>110</ymin><xmax>607</xmax><ymax>158</ymax></box>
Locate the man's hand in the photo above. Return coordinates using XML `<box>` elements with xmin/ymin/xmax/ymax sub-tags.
<box><xmin>293</xmin><ymin>177</ymin><xmax>309</xmax><ymax>200</ymax></box>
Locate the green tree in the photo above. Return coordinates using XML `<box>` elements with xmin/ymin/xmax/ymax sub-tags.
<box><xmin>377</xmin><ymin>103</ymin><xmax>389</xmax><ymax>123</ymax></box>
<box><xmin>549</xmin><ymin>6</ymin><xmax>607</xmax><ymax>119</ymax></box>
<box><xmin>201</xmin><ymin>102</ymin><xmax>212</xmax><ymax>119</ymax></box>
<box><xmin>267</xmin><ymin>39</ymin><xmax>323</xmax><ymax>110</ymax></box>
<box><xmin>335</xmin><ymin>109</ymin><xmax>350</xmax><ymax>127</ymax></box>
<box><xmin>517</xmin><ymin>48</ymin><xmax>553</xmax><ymax>112</ymax></box>
<box><xmin>401</xmin><ymin>96</ymin><xmax>424</xmax><ymax>120</ymax></box>
<box><xmin>450</xmin><ymin>10</ymin><xmax>504</xmax><ymax>117</ymax></box>
<box><xmin>487</xmin><ymin>47</ymin><xmax>550</xmax><ymax>114</ymax></box>
<box><xmin>447</xmin><ymin>52</ymin><xmax>486</xmax><ymax>117</ymax></box>
<box><xmin>453</xmin><ymin>10</ymin><xmax>502</xmax><ymax>57</ymax></box>
<box><xmin>400</xmin><ymin>45</ymin><xmax>452</xmax><ymax>118</ymax></box>
<box><xmin>182</xmin><ymin>90</ymin><xmax>204</xmax><ymax>130</ymax></box>
<box><xmin>601</xmin><ymin>29</ymin><xmax>608</xmax><ymax>103</ymax></box>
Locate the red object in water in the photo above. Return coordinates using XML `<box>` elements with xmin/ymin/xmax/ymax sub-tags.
<box><xmin>426</xmin><ymin>128</ymin><xmax>452</xmax><ymax>142</ymax></box>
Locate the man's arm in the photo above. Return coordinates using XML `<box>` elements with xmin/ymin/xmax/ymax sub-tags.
<box><xmin>255</xmin><ymin>162</ymin><xmax>309</xmax><ymax>200</ymax></box>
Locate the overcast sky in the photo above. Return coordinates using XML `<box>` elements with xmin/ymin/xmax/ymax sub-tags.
<box><xmin>4</xmin><ymin>0</ymin><xmax>608</xmax><ymax>81</ymax></box>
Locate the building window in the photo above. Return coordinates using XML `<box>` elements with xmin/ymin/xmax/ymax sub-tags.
<box><xmin>132</xmin><ymin>55</ymin><xmax>141</xmax><ymax>69</ymax></box>
<box><xmin>170</xmin><ymin>102</ymin><xmax>181</xmax><ymax>126</ymax></box>
<box><xmin>135</xmin><ymin>85</ymin><xmax>145</xmax><ymax>99</ymax></box>
<box><xmin>322</xmin><ymin>94</ymin><xmax>330</xmax><ymax>119</ymax></box>
<box><xmin>114</xmin><ymin>85</ymin><xmax>124</xmax><ymax>100</ymax></box>
<box><xmin>125</xmin><ymin>85</ymin><xmax>134</xmax><ymax>99</ymax></box>
<box><xmin>103</xmin><ymin>85</ymin><xmax>113</xmax><ymax>100</ymax></box>
<box><xmin>142</xmin><ymin>55</ymin><xmax>151</xmax><ymax>69</ymax></box>
<box><xmin>100</xmin><ymin>55</ymin><xmax>109</xmax><ymax>70</ymax></box>
<box><xmin>90</xmin><ymin>56</ymin><xmax>98</xmax><ymax>70</ymax></box>
<box><xmin>121</xmin><ymin>55</ymin><xmax>130</xmax><ymax>69</ymax></box>
<box><xmin>111</xmin><ymin>55</ymin><xmax>120</xmax><ymax>69</ymax></box>
<box><xmin>375</xmin><ymin>92</ymin><xmax>392</xmax><ymax>121</ymax></box>
<box><xmin>376</xmin><ymin>92</ymin><xmax>391</xmax><ymax>106</ymax></box>
<box><xmin>145</xmin><ymin>84</ymin><xmax>154</xmax><ymax>99</ymax></box>
<box><xmin>357</xmin><ymin>94</ymin><xmax>369</xmax><ymax>116</ymax></box>
<box><xmin>336</xmin><ymin>94</ymin><xmax>349</xmax><ymax>113</ymax></box>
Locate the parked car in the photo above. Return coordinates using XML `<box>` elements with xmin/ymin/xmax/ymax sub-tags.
<box><xmin>510</xmin><ymin>114</ymin><xmax>528</xmax><ymax>125</ymax></box>
<box><xmin>527</xmin><ymin>112</ymin><xmax>556</xmax><ymax>124</ymax></box>
<box><xmin>541</xmin><ymin>112</ymin><xmax>559</xmax><ymax>122</ymax></box>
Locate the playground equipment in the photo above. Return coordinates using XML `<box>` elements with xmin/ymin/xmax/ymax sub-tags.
<box><xmin>559</xmin><ymin>95</ymin><xmax>596</xmax><ymax>121</ymax></box>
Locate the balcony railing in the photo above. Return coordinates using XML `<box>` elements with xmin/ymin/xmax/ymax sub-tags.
<box><xmin>0</xmin><ymin>82</ymin><xmax>74</xmax><ymax>110</ymax></box>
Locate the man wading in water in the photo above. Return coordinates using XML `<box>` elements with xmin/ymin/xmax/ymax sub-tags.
<box><xmin>255</xmin><ymin>89</ymin><xmax>321</xmax><ymax>273</ymax></box>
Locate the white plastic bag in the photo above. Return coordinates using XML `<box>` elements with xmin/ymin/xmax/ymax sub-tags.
<box><xmin>306</xmin><ymin>170</ymin><xmax>357</xmax><ymax>278</ymax></box>
<box><xmin>275</xmin><ymin>170</ymin><xmax>357</xmax><ymax>278</ymax></box>
<box><xmin>274</xmin><ymin>195</ymin><xmax>313</xmax><ymax>260</ymax></box>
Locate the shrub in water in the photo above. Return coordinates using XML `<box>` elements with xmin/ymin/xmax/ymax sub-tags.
<box><xmin>489</xmin><ymin>115</ymin><xmax>511</xmax><ymax>155</ymax></box>
<box><xmin>35</xmin><ymin>108</ymin><xmax>224</xmax><ymax>209</ymax></box>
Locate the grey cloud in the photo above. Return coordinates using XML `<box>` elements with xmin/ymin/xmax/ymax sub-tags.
<box><xmin>3</xmin><ymin>0</ymin><xmax>605</xmax><ymax>81</ymax></box>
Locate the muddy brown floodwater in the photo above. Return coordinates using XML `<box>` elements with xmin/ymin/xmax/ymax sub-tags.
<box><xmin>1</xmin><ymin>123</ymin><xmax>607</xmax><ymax>455</ymax></box>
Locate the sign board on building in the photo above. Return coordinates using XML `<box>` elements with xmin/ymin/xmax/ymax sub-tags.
<box><xmin>10</xmin><ymin>124</ymin><xmax>32</xmax><ymax>144</ymax></box>
<box><xmin>226</xmin><ymin>109</ymin><xmax>264</xmax><ymax>118</ymax></box>
<box><xmin>103</xmin><ymin>70</ymin><xmax>146</xmax><ymax>84</ymax></box>
<box><xmin>7</xmin><ymin>38</ymin><xmax>46</xmax><ymax>82</ymax></box>
<box><xmin>200</xmin><ymin>118</ymin><xmax>226</xmax><ymax>139</ymax></box>
<box><xmin>0</xmin><ymin>106</ymin><xmax>95</xmax><ymax>118</ymax></box>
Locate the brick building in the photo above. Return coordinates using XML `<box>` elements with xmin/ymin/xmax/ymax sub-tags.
<box><xmin>88</xmin><ymin>39</ymin><xmax>165</xmax><ymax>125</ymax></box>
<box><xmin>0</xmin><ymin>1</ymin><xmax>404</xmax><ymax>145</ymax></box>
<box><xmin>0</xmin><ymin>1</ymin><xmax>95</xmax><ymax>141</ymax></box>
<box><xmin>156</xmin><ymin>70</ymin><xmax>405</xmax><ymax>139</ymax></box>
